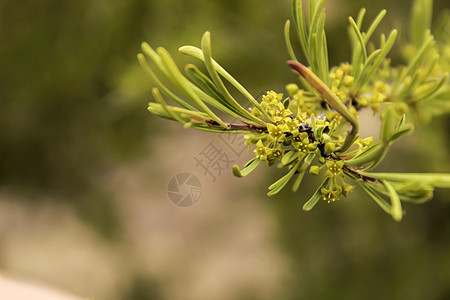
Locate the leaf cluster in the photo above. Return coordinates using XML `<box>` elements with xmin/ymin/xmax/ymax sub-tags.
<box><xmin>139</xmin><ymin>0</ymin><xmax>450</xmax><ymax>221</ymax></box>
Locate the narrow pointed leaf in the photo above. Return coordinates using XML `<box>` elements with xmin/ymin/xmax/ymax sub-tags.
<box><xmin>381</xmin><ymin>105</ymin><xmax>397</xmax><ymax>141</ymax></box>
<box><xmin>157</xmin><ymin>47</ymin><xmax>226</xmax><ymax>126</ymax></box>
<box><xmin>360</xmin><ymin>172</ymin><xmax>450</xmax><ymax>188</ymax></box>
<box><xmin>151</xmin><ymin>88</ymin><xmax>187</xmax><ymax>124</ymax></box>
<box><xmin>200</xmin><ymin>32</ymin><xmax>266</xmax><ymax>124</ymax></box>
<box><xmin>389</xmin><ymin>123</ymin><xmax>414</xmax><ymax>142</ymax></box>
<box><xmin>349</xmin><ymin>17</ymin><xmax>367</xmax><ymax>63</ymax></box>
<box><xmin>184</xmin><ymin>65</ymin><xmax>256</xmax><ymax>123</ymax></box>
<box><xmin>281</xmin><ymin>150</ymin><xmax>298</xmax><ymax>166</ymax></box>
<box><xmin>364</xmin><ymin>10</ymin><xmax>386</xmax><ymax>44</ymax></box>
<box><xmin>414</xmin><ymin>73</ymin><xmax>449</xmax><ymax>101</ymax></box>
<box><xmin>268</xmin><ymin>160</ymin><xmax>302</xmax><ymax>196</ymax></box>
<box><xmin>344</xmin><ymin>140</ymin><xmax>389</xmax><ymax>167</ymax></box>
<box><xmin>361</xmin><ymin>29</ymin><xmax>397</xmax><ymax>88</ymax></box>
<box><xmin>293</xmin><ymin>153</ymin><xmax>315</xmax><ymax>192</ymax></box>
<box><xmin>357</xmin><ymin>181</ymin><xmax>392</xmax><ymax>214</ymax></box>
<box><xmin>368</xmin><ymin>181</ymin><xmax>434</xmax><ymax>204</ymax></box>
<box><xmin>232</xmin><ymin>158</ymin><xmax>261</xmax><ymax>178</ymax></box>
<box><xmin>292</xmin><ymin>0</ymin><xmax>309</xmax><ymax>60</ymax></box>
<box><xmin>285</xmin><ymin>20</ymin><xmax>298</xmax><ymax>61</ymax></box>
<box><xmin>382</xmin><ymin>180</ymin><xmax>403</xmax><ymax>221</ymax></box>
<box><xmin>138</xmin><ymin>53</ymin><xmax>197</xmax><ymax>111</ymax></box>
<box><xmin>287</xmin><ymin>61</ymin><xmax>359</xmax><ymax>152</ymax></box>
<box><xmin>303</xmin><ymin>178</ymin><xmax>330</xmax><ymax>211</ymax></box>
<box><xmin>178</xmin><ymin>45</ymin><xmax>269</xmax><ymax>122</ymax></box>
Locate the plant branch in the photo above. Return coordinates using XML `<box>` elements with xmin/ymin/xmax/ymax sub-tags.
<box><xmin>287</xmin><ymin>60</ymin><xmax>359</xmax><ymax>153</ymax></box>
<box><xmin>343</xmin><ymin>165</ymin><xmax>380</xmax><ymax>183</ymax></box>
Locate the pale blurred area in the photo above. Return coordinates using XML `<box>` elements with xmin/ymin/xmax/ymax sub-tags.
<box><xmin>0</xmin><ymin>130</ymin><xmax>288</xmax><ymax>299</ymax></box>
<box><xmin>0</xmin><ymin>275</ymin><xmax>81</xmax><ymax>300</ymax></box>
<box><xmin>0</xmin><ymin>0</ymin><xmax>449</xmax><ymax>299</ymax></box>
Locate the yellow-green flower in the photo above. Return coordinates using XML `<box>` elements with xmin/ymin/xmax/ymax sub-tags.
<box><xmin>267</xmin><ymin>123</ymin><xmax>286</xmax><ymax>142</ymax></box>
<box><xmin>321</xmin><ymin>186</ymin><xmax>342</xmax><ymax>203</ymax></box>
<box><xmin>272</xmin><ymin>104</ymin><xmax>292</xmax><ymax>122</ymax></box>
<box><xmin>342</xmin><ymin>182</ymin><xmax>354</xmax><ymax>197</ymax></box>
<box><xmin>254</xmin><ymin>140</ymin><xmax>273</xmax><ymax>163</ymax></box>
<box><xmin>283</xmin><ymin>117</ymin><xmax>300</xmax><ymax>136</ymax></box>
<box><xmin>253</xmin><ymin>139</ymin><xmax>284</xmax><ymax>165</ymax></box>
<box><xmin>325</xmin><ymin>160</ymin><xmax>345</xmax><ymax>177</ymax></box>
<box><xmin>244</xmin><ymin>133</ymin><xmax>262</xmax><ymax>147</ymax></box>
<box><xmin>309</xmin><ymin>165</ymin><xmax>320</xmax><ymax>175</ymax></box>
<box><xmin>293</xmin><ymin>132</ymin><xmax>317</xmax><ymax>153</ymax></box>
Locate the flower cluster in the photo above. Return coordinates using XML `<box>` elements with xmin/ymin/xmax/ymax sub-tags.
<box><xmin>330</xmin><ymin>63</ymin><xmax>354</xmax><ymax>101</ymax></box>
<box><xmin>140</xmin><ymin>0</ymin><xmax>450</xmax><ymax>221</ymax></box>
<box><xmin>359</xmin><ymin>81</ymin><xmax>391</xmax><ymax>113</ymax></box>
<box><xmin>245</xmin><ymin>91</ymin><xmax>325</xmax><ymax>165</ymax></box>
<box><xmin>253</xmin><ymin>140</ymin><xmax>284</xmax><ymax>166</ymax></box>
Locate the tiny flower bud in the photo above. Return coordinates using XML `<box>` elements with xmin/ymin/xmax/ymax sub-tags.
<box><xmin>394</xmin><ymin>102</ymin><xmax>409</xmax><ymax>114</ymax></box>
<box><xmin>286</xmin><ymin>83</ymin><xmax>299</xmax><ymax>96</ymax></box>
<box><xmin>325</xmin><ymin>142</ymin><xmax>336</xmax><ymax>153</ymax></box>
<box><xmin>309</xmin><ymin>165</ymin><xmax>320</xmax><ymax>176</ymax></box>
<box><xmin>362</xmin><ymin>136</ymin><xmax>374</xmax><ymax>147</ymax></box>
<box><xmin>359</xmin><ymin>99</ymin><xmax>369</xmax><ymax>107</ymax></box>
<box><xmin>342</xmin><ymin>183</ymin><xmax>354</xmax><ymax>197</ymax></box>
<box><xmin>344</xmin><ymin>75</ymin><xmax>354</xmax><ymax>87</ymax></box>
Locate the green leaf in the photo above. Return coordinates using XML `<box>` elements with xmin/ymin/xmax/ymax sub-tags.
<box><xmin>293</xmin><ymin>153</ymin><xmax>315</xmax><ymax>192</ymax></box>
<box><xmin>396</xmin><ymin>192</ymin><xmax>433</xmax><ymax>204</ymax></box>
<box><xmin>393</xmin><ymin>33</ymin><xmax>434</xmax><ymax>93</ymax></box>
<box><xmin>398</xmin><ymin>71</ymin><xmax>421</xmax><ymax>96</ymax></box>
<box><xmin>360</xmin><ymin>29</ymin><xmax>397</xmax><ymax>89</ymax></box>
<box><xmin>268</xmin><ymin>160</ymin><xmax>302</xmax><ymax>196</ymax></box>
<box><xmin>150</xmin><ymin>88</ymin><xmax>188</xmax><ymax>125</ymax></box>
<box><xmin>382</xmin><ymin>180</ymin><xmax>403</xmax><ymax>221</ymax></box>
<box><xmin>369</xmin><ymin>181</ymin><xmax>434</xmax><ymax>204</ymax></box>
<box><xmin>148</xmin><ymin>103</ymin><xmax>209</xmax><ymax>122</ymax></box>
<box><xmin>344</xmin><ymin>140</ymin><xmax>389</xmax><ymax>168</ymax></box>
<box><xmin>303</xmin><ymin>178</ymin><xmax>330</xmax><ymax>211</ymax></box>
<box><xmin>178</xmin><ymin>45</ymin><xmax>270</xmax><ymax>122</ymax></box>
<box><xmin>287</xmin><ymin>61</ymin><xmax>359</xmax><ymax>153</ymax></box>
<box><xmin>184</xmin><ymin>64</ymin><xmax>259</xmax><ymax>123</ymax></box>
<box><xmin>157</xmin><ymin>47</ymin><xmax>227</xmax><ymax>127</ymax></box>
<box><xmin>357</xmin><ymin>181</ymin><xmax>392</xmax><ymax>215</ymax></box>
<box><xmin>381</xmin><ymin>106</ymin><xmax>397</xmax><ymax>141</ymax></box>
<box><xmin>138</xmin><ymin>52</ymin><xmax>197</xmax><ymax>111</ymax></box>
<box><xmin>414</xmin><ymin>73</ymin><xmax>449</xmax><ymax>101</ymax></box>
<box><xmin>355</xmin><ymin>49</ymin><xmax>382</xmax><ymax>89</ymax></box>
<box><xmin>281</xmin><ymin>150</ymin><xmax>298</xmax><ymax>166</ymax></box>
<box><xmin>284</xmin><ymin>20</ymin><xmax>298</xmax><ymax>61</ymax></box>
<box><xmin>315</xmin><ymin>11</ymin><xmax>328</xmax><ymax>82</ymax></box>
<box><xmin>200</xmin><ymin>32</ymin><xmax>267</xmax><ymax>125</ymax></box>
<box><xmin>185</xmin><ymin>64</ymin><xmax>227</xmax><ymax>103</ymax></box>
<box><xmin>292</xmin><ymin>0</ymin><xmax>309</xmax><ymax>59</ymax></box>
<box><xmin>349</xmin><ymin>16</ymin><xmax>368</xmax><ymax>64</ymax></box>
<box><xmin>420</xmin><ymin>54</ymin><xmax>440</xmax><ymax>85</ymax></box>
<box><xmin>380</xmin><ymin>106</ymin><xmax>414</xmax><ymax>143</ymax></box>
<box><xmin>360</xmin><ymin>172</ymin><xmax>450</xmax><ymax>188</ymax></box>
<box><xmin>292</xmin><ymin>172</ymin><xmax>306</xmax><ymax>193</ymax></box>
<box><xmin>411</xmin><ymin>0</ymin><xmax>433</xmax><ymax>47</ymax></box>
<box><xmin>192</xmin><ymin>125</ymin><xmax>246</xmax><ymax>133</ymax></box>
<box><xmin>356</xmin><ymin>8</ymin><xmax>366</xmax><ymax>28</ymax></box>
<box><xmin>389</xmin><ymin>123</ymin><xmax>414</xmax><ymax>142</ymax></box>
<box><xmin>364</xmin><ymin>10</ymin><xmax>386</xmax><ymax>44</ymax></box>
<box><xmin>232</xmin><ymin>158</ymin><xmax>261</xmax><ymax>178</ymax></box>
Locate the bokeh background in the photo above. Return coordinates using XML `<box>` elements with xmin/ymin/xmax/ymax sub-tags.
<box><xmin>0</xmin><ymin>0</ymin><xmax>449</xmax><ymax>299</ymax></box>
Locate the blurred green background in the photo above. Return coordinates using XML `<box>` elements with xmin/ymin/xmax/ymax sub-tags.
<box><xmin>0</xmin><ymin>0</ymin><xmax>449</xmax><ymax>299</ymax></box>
